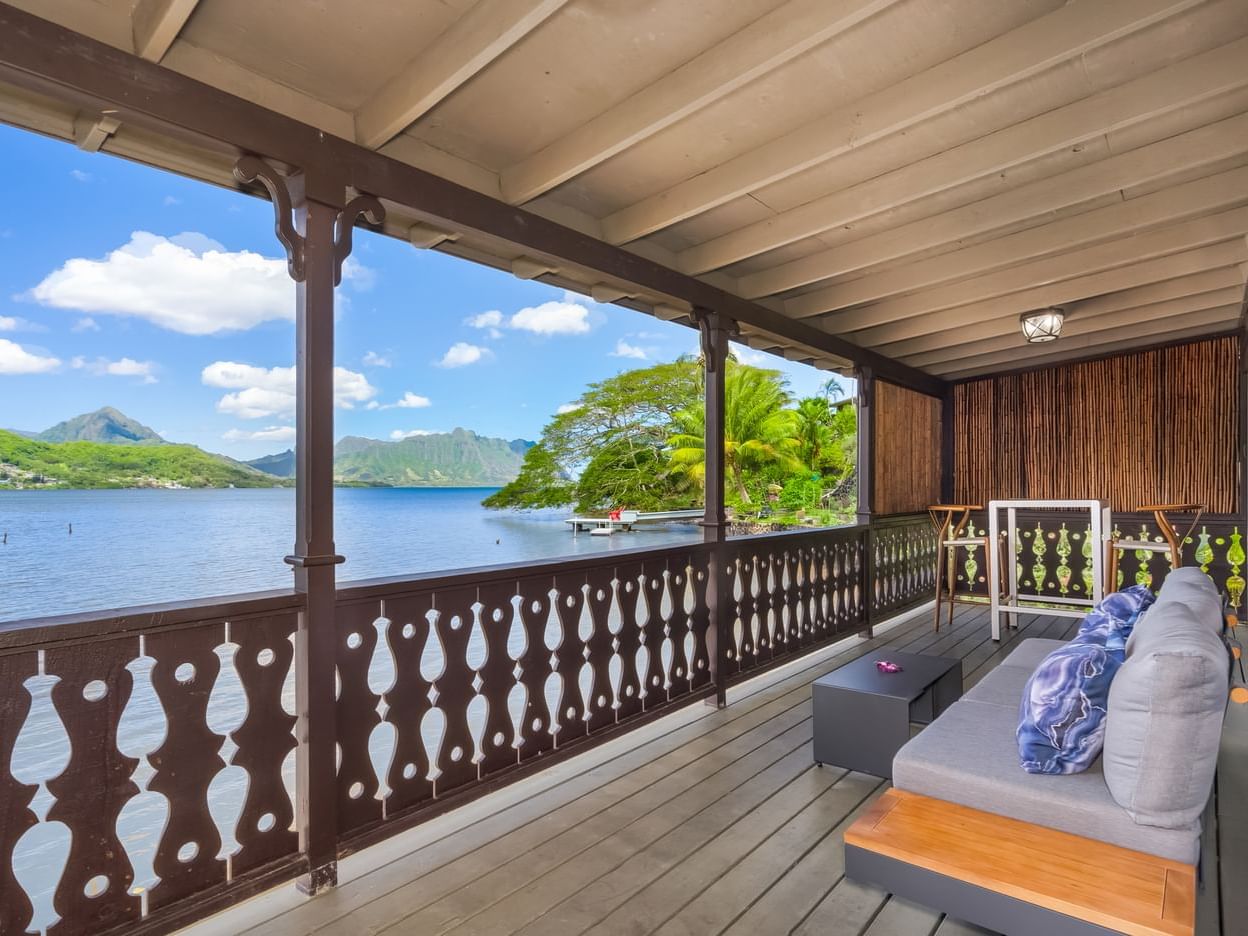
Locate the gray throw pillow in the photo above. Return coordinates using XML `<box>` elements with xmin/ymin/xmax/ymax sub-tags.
<box><xmin>1126</xmin><ymin>567</ymin><xmax>1222</xmax><ymax>657</ymax></box>
<box><xmin>1103</xmin><ymin>571</ymin><xmax>1229</xmax><ymax>828</ymax></box>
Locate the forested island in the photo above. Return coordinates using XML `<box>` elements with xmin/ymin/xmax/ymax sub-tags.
<box><xmin>485</xmin><ymin>357</ymin><xmax>856</xmax><ymax>527</ymax></box>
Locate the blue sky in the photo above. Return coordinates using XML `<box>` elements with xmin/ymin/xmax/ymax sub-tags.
<box><xmin>0</xmin><ymin>123</ymin><xmax>841</xmax><ymax>459</ymax></box>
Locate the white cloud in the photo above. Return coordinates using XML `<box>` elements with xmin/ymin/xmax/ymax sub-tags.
<box><xmin>508</xmin><ymin>300</ymin><xmax>591</xmax><ymax>335</ymax></box>
<box><xmin>72</xmin><ymin>356</ymin><xmax>159</xmax><ymax>383</ymax></box>
<box><xmin>29</xmin><ymin>231</ymin><xmax>296</xmax><ymax>335</ymax></box>
<box><xmin>69</xmin><ymin>169</ymin><xmax>91</xmax><ymax>183</ymax></box>
<box><xmin>224</xmin><ymin>425</ymin><xmax>296</xmax><ymax>443</ymax></box>
<box><xmin>465</xmin><ymin>310</ymin><xmax>502</xmax><ymax>328</ymax></box>
<box><xmin>556</xmin><ymin>403</ymin><xmax>582</xmax><ymax>415</ymax></box>
<box><xmin>340</xmin><ymin>256</ymin><xmax>376</xmax><ymax>291</ymax></box>
<box><xmin>390</xmin><ymin>429</ymin><xmax>435</xmax><ymax>440</ymax></box>
<box><xmin>362</xmin><ymin>350</ymin><xmax>391</xmax><ymax>367</ymax></box>
<box><xmin>390</xmin><ymin>391</ymin><xmax>431</xmax><ymax>409</ymax></box>
<box><xmin>202</xmin><ymin>361</ymin><xmax>376</xmax><ymax>419</ymax></box>
<box><xmin>0</xmin><ymin>316</ymin><xmax>21</xmax><ymax>331</ymax></box>
<box><xmin>438</xmin><ymin>342</ymin><xmax>491</xmax><ymax>368</ymax></box>
<box><xmin>163</xmin><ymin>195</ymin><xmax>181</xmax><ymax>207</ymax></box>
<box><xmin>610</xmin><ymin>340</ymin><xmax>649</xmax><ymax>360</ymax></box>
<box><xmin>71</xmin><ymin>317</ymin><xmax>100</xmax><ymax>333</ymax></box>
<box><xmin>0</xmin><ymin>339</ymin><xmax>59</xmax><ymax>374</ymax></box>
<box><xmin>730</xmin><ymin>342</ymin><xmax>772</xmax><ymax>366</ymax></box>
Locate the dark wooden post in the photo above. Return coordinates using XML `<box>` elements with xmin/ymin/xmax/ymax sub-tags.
<box><xmin>233</xmin><ymin>158</ymin><xmax>383</xmax><ymax>895</ymax></box>
<box><xmin>697</xmin><ymin>310</ymin><xmax>731</xmax><ymax>708</ymax></box>
<box><xmin>856</xmin><ymin>366</ymin><xmax>876</xmax><ymax>635</ymax></box>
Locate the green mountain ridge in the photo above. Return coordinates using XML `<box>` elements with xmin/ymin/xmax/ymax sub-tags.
<box><xmin>1</xmin><ymin>408</ymin><xmax>532</xmax><ymax>490</ymax></box>
<box><xmin>0</xmin><ymin>430</ymin><xmax>286</xmax><ymax>490</ymax></box>
<box><xmin>330</xmin><ymin>429</ymin><xmax>532</xmax><ymax>486</ymax></box>
<box><xmin>37</xmin><ymin>406</ymin><xmax>164</xmax><ymax>444</ymax></box>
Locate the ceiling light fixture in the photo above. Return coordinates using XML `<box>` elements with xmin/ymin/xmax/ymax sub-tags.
<box><xmin>1020</xmin><ymin>307</ymin><xmax>1065</xmax><ymax>343</ymax></box>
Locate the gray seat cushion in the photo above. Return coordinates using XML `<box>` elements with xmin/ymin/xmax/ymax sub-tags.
<box><xmin>893</xmin><ymin>698</ymin><xmax>1201</xmax><ymax>863</ymax></box>
<box><xmin>963</xmin><ymin>663</ymin><xmax>1030</xmax><ymax>708</ymax></box>
<box><xmin>1104</xmin><ymin>569</ymin><xmax>1229</xmax><ymax>829</ymax></box>
<box><xmin>1000</xmin><ymin>638</ymin><xmax>1068</xmax><ymax>672</ymax></box>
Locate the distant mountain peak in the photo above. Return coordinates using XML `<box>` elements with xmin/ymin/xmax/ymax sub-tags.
<box><xmin>37</xmin><ymin>407</ymin><xmax>164</xmax><ymax>445</ymax></box>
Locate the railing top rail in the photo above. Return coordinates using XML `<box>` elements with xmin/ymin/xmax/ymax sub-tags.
<box><xmin>335</xmin><ymin>539</ymin><xmax>716</xmax><ymax>603</ymax></box>
<box><xmin>0</xmin><ymin>587</ymin><xmax>305</xmax><ymax>651</ymax></box>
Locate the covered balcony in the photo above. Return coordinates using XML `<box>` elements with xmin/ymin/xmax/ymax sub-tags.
<box><xmin>0</xmin><ymin>1</ymin><xmax>1244</xmax><ymax>935</ymax></box>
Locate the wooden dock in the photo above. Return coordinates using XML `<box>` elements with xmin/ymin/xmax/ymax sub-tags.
<box><xmin>565</xmin><ymin>508</ymin><xmax>705</xmax><ymax>534</ymax></box>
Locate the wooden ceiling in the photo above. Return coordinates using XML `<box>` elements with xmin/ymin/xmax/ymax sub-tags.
<box><xmin>2</xmin><ymin>0</ymin><xmax>1246</xmax><ymax>378</ymax></box>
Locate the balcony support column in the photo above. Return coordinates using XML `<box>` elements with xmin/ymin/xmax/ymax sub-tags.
<box><xmin>856</xmin><ymin>366</ymin><xmax>876</xmax><ymax>635</ymax></box>
<box><xmin>233</xmin><ymin>157</ymin><xmax>383</xmax><ymax>895</ymax></box>
<box><xmin>697</xmin><ymin>309</ymin><xmax>732</xmax><ymax>707</ymax></box>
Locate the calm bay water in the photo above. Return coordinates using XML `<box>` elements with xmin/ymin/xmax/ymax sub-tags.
<box><xmin>0</xmin><ymin>488</ymin><xmax>701</xmax><ymax>927</ymax></box>
<box><xmin>0</xmin><ymin>487</ymin><xmax>701</xmax><ymax>622</ymax></box>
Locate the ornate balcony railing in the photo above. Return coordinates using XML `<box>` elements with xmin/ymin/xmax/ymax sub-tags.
<box><xmin>0</xmin><ymin>516</ymin><xmax>934</xmax><ymax>935</ymax></box>
<box><xmin>949</xmin><ymin>510</ymin><xmax>1246</xmax><ymax>617</ymax></box>
<box><xmin>0</xmin><ymin>591</ymin><xmax>306</xmax><ymax>936</ymax></box>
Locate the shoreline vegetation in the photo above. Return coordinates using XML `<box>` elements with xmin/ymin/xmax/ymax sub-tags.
<box><xmin>2</xmin><ymin>356</ymin><xmax>856</xmax><ymax>529</ymax></box>
<box><xmin>484</xmin><ymin>356</ymin><xmax>857</xmax><ymax>529</ymax></box>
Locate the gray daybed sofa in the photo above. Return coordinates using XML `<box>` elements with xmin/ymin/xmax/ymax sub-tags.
<box><xmin>845</xmin><ymin>567</ymin><xmax>1234</xmax><ymax>935</ymax></box>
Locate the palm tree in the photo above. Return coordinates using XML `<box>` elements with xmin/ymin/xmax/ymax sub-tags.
<box><xmin>822</xmin><ymin>375</ymin><xmax>846</xmax><ymax>401</ymax></box>
<box><xmin>795</xmin><ymin>396</ymin><xmax>832</xmax><ymax>472</ymax></box>
<box><xmin>668</xmin><ymin>364</ymin><xmax>802</xmax><ymax>504</ymax></box>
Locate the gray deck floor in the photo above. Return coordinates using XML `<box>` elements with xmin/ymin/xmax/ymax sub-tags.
<box><xmin>185</xmin><ymin>602</ymin><xmax>1239</xmax><ymax>936</ymax></box>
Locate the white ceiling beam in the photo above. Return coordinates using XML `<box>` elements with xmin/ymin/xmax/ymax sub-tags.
<box><xmin>73</xmin><ymin>113</ymin><xmax>121</xmax><ymax>152</ymax></box>
<box><xmin>680</xmin><ymin>38</ymin><xmax>1248</xmax><ymax>277</ymax></box>
<box><xmin>773</xmin><ymin>112</ymin><xmax>1248</xmax><ymax>313</ymax></box>
<box><xmin>355</xmin><ymin>0</ymin><xmax>570</xmax><ymax>150</ymax></box>
<box><xmin>408</xmin><ymin>223</ymin><xmax>459</xmax><ymax>249</ymax></box>
<box><xmin>939</xmin><ymin>308</ymin><xmax>1242</xmax><ymax>379</ymax></box>
<box><xmin>852</xmin><ymin>240</ymin><xmax>1248</xmax><ymax>348</ymax></box>
<box><xmin>881</xmin><ymin>267</ymin><xmax>1248</xmax><ymax>359</ymax></box>
<box><xmin>821</xmin><ymin>197</ymin><xmax>1248</xmax><ymax>333</ymax></box>
<box><xmin>131</xmin><ymin>0</ymin><xmax>199</xmax><ymax>63</ymax></box>
<box><xmin>599</xmin><ymin>0</ymin><xmax>1202</xmax><ymax>245</ymax></box>
<box><xmin>511</xmin><ymin>257</ymin><xmax>558</xmax><ymax>280</ymax></box>
<box><xmin>799</xmin><ymin>165</ymin><xmax>1248</xmax><ymax>320</ymax></box>
<box><xmin>908</xmin><ymin>288</ymin><xmax>1244</xmax><ymax>370</ymax></box>
<box><xmin>499</xmin><ymin>0</ymin><xmax>899</xmax><ymax>204</ymax></box>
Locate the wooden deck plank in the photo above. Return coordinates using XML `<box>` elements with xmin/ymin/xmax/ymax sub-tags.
<box><xmin>862</xmin><ymin>896</ymin><xmax>943</xmax><ymax>936</ymax></box>
<box><xmin>431</xmin><ymin>741</ymin><xmax>834</xmax><ymax>935</ymax></box>
<box><xmin>792</xmin><ymin>878</ymin><xmax>891</xmax><ymax>936</ymax></box>
<box><xmin>656</xmin><ymin>778</ymin><xmax>886</xmax><ymax>936</ymax></box>
<box><xmin>566</xmin><ymin>770</ymin><xmax>881</xmax><ymax>936</ymax></box>
<box><xmin>339</xmin><ymin>716</ymin><xmax>818</xmax><ymax>935</ymax></box>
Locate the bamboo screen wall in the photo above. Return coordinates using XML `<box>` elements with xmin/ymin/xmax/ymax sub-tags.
<box><xmin>873</xmin><ymin>379</ymin><xmax>942</xmax><ymax>515</ymax></box>
<box><xmin>952</xmin><ymin>335</ymin><xmax>1240</xmax><ymax>515</ymax></box>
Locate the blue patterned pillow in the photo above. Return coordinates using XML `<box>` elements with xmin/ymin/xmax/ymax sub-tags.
<box><xmin>1018</xmin><ymin>642</ymin><xmax>1121</xmax><ymax>774</ymax></box>
<box><xmin>1070</xmin><ymin>584</ymin><xmax>1155</xmax><ymax>660</ymax></box>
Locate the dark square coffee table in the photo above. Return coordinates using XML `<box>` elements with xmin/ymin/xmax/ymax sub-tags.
<box><xmin>812</xmin><ymin>650</ymin><xmax>962</xmax><ymax>778</ymax></box>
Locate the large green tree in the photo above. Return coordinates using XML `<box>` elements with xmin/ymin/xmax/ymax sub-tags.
<box><xmin>484</xmin><ymin>359</ymin><xmax>700</xmax><ymax>511</ymax></box>
<box><xmin>667</xmin><ymin>363</ymin><xmax>802</xmax><ymax>505</ymax></box>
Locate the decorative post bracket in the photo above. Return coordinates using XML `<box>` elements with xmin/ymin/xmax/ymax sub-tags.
<box><xmin>232</xmin><ymin>156</ymin><xmax>386</xmax><ymax>286</ymax></box>
<box><xmin>233</xmin><ymin>156</ymin><xmax>305</xmax><ymax>281</ymax></box>
<box><xmin>694</xmin><ymin>308</ymin><xmax>738</xmax><ymax>372</ymax></box>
